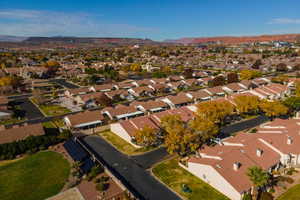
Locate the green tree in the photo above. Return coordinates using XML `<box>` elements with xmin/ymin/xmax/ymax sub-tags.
<box><xmin>247</xmin><ymin>166</ymin><xmax>270</xmax><ymax>199</ymax></box>
<box><xmin>283</xmin><ymin>96</ymin><xmax>300</xmax><ymax>113</ymax></box>
<box><xmin>247</xmin><ymin>166</ymin><xmax>270</xmax><ymax>188</ymax></box>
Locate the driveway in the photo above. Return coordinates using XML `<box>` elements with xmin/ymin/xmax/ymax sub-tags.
<box><xmin>12</xmin><ymin>97</ymin><xmax>44</xmax><ymax>120</ymax></box>
<box><xmin>80</xmin><ymin>136</ymin><xmax>181</xmax><ymax>200</ymax></box>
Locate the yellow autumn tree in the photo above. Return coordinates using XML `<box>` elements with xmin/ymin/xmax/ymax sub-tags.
<box><xmin>233</xmin><ymin>95</ymin><xmax>260</xmax><ymax>114</ymax></box>
<box><xmin>196</xmin><ymin>100</ymin><xmax>235</xmax><ymax>124</ymax></box>
<box><xmin>240</xmin><ymin>70</ymin><xmax>262</xmax><ymax>80</ymax></box>
<box><xmin>259</xmin><ymin>100</ymin><xmax>288</xmax><ymax>117</ymax></box>
<box><xmin>189</xmin><ymin>117</ymin><xmax>219</xmax><ymax>142</ymax></box>
<box><xmin>134</xmin><ymin>126</ymin><xmax>158</xmax><ymax>147</ymax></box>
<box><xmin>130</xmin><ymin>63</ymin><xmax>142</xmax><ymax>72</ymax></box>
<box><xmin>0</xmin><ymin>76</ymin><xmax>17</xmax><ymax>87</ymax></box>
<box><xmin>161</xmin><ymin>115</ymin><xmax>202</xmax><ymax>155</ymax></box>
<box><xmin>295</xmin><ymin>81</ymin><xmax>300</xmax><ymax>97</ymax></box>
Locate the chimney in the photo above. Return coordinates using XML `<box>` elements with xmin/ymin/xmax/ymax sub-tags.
<box><xmin>287</xmin><ymin>136</ymin><xmax>293</xmax><ymax>145</ymax></box>
<box><xmin>256</xmin><ymin>149</ymin><xmax>263</xmax><ymax>157</ymax></box>
<box><xmin>233</xmin><ymin>162</ymin><xmax>240</xmax><ymax>171</ymax></box>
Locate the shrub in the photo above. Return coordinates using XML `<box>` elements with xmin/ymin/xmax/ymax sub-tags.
<box><xmin>242</xmin><ymin>193</ymin><xmax>252</xmax><ymax>200</ymax></box>
<box><xmin>0</xmin><ymin>134</ymin><xmax>63</xmax><ymax>160</ymax></box>
<box><xmin>286</xmin><ymin>167</ymin><xmax>297</xmax><ymax>176</ymax></box>
<box><xmin>87</xmin><ymin>165</ymin><xmax>104</xmax><ymax>181</ymax></box>
<box><xmin>94</xmin><ymin>178</ymin><xmax>101</xmax><ymax>184</ymax></box>
<box><xmin>100</xmin><ymin>176</ymin><xmax>109</xmax><ymax>182</ymax></box>
<box><xmin>284</xmin><ymin>177</ymin><xmax>294</xmax><ymax>184</ymax></box>
<box><xmin>269</xmin><ymin>188</ymin><xmax>275</xmax><ymax>193</ymax></box>
<box><xmin>250</xmin><ymin>128</ymin><xmax>257</xmax><ymax>133</ymax></box>
<box><xmin>96</xmin><ymin>182</ymin><xmax>109</xmax><ymax>191</ymax></box>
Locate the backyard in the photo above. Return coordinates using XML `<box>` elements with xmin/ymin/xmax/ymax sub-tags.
<box><xmin>0</xmin><ymin>151</ymin><xmax>70</xmax><ymax>200</ymax></box>
<box><xmin>98</xmin><ymin>131</ymin><xmax>157</xmax><ymax>155</ymax></box>
<box><xmin>39</xmin><ymin>104</ymin><xmax>71</xmax><ymax>116</ymax></box>
<box><xmin>152</xmin><ymin>158</ymin><xmax>229</xmax><ymax>200</ymax></box>
<box><xmin>277</xmin><ymin>183</ymin><xmax>300</xmax><ymax>200</ymax></box>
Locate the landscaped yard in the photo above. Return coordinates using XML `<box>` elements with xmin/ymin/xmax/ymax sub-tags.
<box><xmin>98</xmin><ymin>131</ymin><xmax>157</xmax><ymax>155</ymax></box>
<box><xmin>152</xmin><ymin>158</ymin><xmax>229</xmax><ymax>200</ymax></box>
<box><xmin>0</xmin><ymin>151</ymin><xmax>70</xmax><ymax>200</ymax></box>
<box><xmin>0</xmin><ymin>117</ymin><xmax>26</xmax><ymax>125</ymax></box>
<box><xmin>39</xmin><ymin>104</ymin><xmax>71</xmax><ymax>116</ymax></box>
<box><xmin>277</xmin><ymin>183</ymin><xmax>300</xmax><ymax>200</ymax></box>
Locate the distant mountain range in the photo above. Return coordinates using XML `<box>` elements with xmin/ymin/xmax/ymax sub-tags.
<box><xmin>1</xmin><ymin>33</ymin><xmax>300</xmax><ymax>48</ymax></box>
<box><xmin>165</xmin><ymin>34</ymin><xmax>300</xmax><ymax>44</ymax></box>
<box><xmin>0</xmin><ymin>35</ymin><xmax>28</xmax><ymax>42</ymax></box>
<box><xmin>0</xmin><ymin>35</ymin><xmax>163</xmax><ymax>48</ymax></box>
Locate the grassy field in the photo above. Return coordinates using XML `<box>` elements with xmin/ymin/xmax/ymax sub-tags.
<box><xmin>39</xmin><ymin>104</ymin><xmax>71</xmax><ymax>116</ymax></box>
<box><xmin>0</xmin><ymin>158</ymin><xmax>22</xmax><ymax>167</ymax></box>
<box><xmin>0</xmin><ymin>151</ymin><xmax>70</xmax><ymax>200</ymax></box>
<box><xmin>277</xmin><ymin>184</ymin><xmax>300</xmax><ymax>200</ymax></box>
<box><xmin>152</xmin><ymin>158</ymin><xmax>229</xmax><ymax>200</ymax></box>
<box><xmin>98</xmin><ymin>131</ymin><xmax>156</xmax><ymax>155</ymax></box>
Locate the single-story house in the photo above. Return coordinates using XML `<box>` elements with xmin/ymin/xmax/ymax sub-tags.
<box><xmin>64</xmin><ymin>110</ymin><xmax>104</xmax><ymax>130</ymax></box>
<box><xmin>0</xmin><ymin>123</ymin><xmax>45</xmax><ymax>144</ymax></box>
<box><xmin>110</xmin><ymin>115</ymin><xmax>160</xmax><ymax>147</ymax></box>
<box><xmin>102</xmin><ymin>105</ymin><xmax>144</xmax><ymax>120</ymax></box>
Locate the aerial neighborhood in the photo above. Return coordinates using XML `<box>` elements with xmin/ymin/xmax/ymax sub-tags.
<box><xmin>2</xmin><ymin>19</ymin><xmax>300</xmax><ymax>200</ymax></box>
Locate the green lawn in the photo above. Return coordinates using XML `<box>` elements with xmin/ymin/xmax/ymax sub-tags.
<box><xmin>277</xmin><ymin>183</ymin><xmax>300</xmax><ymax>200</ymax></box>
<box><xmin>98</xmin><ymin>131</ymin><xmax>156</xmax><ymax>155</ymax></box>
<box><xmin>40</xmin><ymin>104</ymin><xmax>71</xmax><ymax>116</ymax></box>
<box><xmin>42</xmin><ymin>121</ymin><xmax>57</xmax><ymax>128</ymax></box>
<box><xmin>0</xmin><ymin>151</ymin><xmax>70</xmax><ymax>200</ymax></box>
<box><xmin>0</xmin><ymin>117</ymin><xmax>26</xmax><ymax>125</ymax></box>
<box><xmin>152</xmin><ymin>158</ymin><xmax>229</xmax><ymax>200</ymax></box>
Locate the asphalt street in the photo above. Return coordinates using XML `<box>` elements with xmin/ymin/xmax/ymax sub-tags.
<box><xmin>51</xmin><ymin>79</ymin><xmax>79</xmax><ymax>89</ymax></box>
<box><xmin>131</xmin><ymin>147</ymin><xmax>169</xmax><ymax>169</ymax></box>
<box><xmin>81</xmin><ymin>135</ymin><xmax>181</xmax><ymax>200</ymax></box>
<box><xmin>219</xmin><ymin>115</ymin><xmax>269</xmax><ymax>138</ymax></box>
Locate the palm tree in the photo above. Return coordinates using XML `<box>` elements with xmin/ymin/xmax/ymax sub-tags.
<box><xmin>247</xmin><ymin>166</ymin><xmax>270</xmax><ymax>198</ymax></box>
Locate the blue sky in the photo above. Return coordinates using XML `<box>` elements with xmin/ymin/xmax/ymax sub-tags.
<box><xmin>0</xmin><ymin>0</ymin><xmax>300</xmax><ymax>40</ymax></box>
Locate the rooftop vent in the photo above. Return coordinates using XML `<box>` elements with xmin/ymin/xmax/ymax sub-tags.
<box><xmin>233</xmin><ymin>162</ymin><xmax>241</xmax><ymax>171</ymax></box>
<box><xmin>287</xmin><ymin>136</ymin><xmax>293</xmax><ymax>145</ymax></box>
<box><xmin>256</xmin><ymin>149</ymin><xmax>263</xmax><ymax>157</ymax></box>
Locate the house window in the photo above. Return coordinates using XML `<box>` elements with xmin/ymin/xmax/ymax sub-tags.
<box><xmin>203</xmin><ymin>174</ymin><xmax>206</xmax><ymax>179</ymax></box>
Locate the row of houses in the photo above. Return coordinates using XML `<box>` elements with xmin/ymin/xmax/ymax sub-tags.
<box><xmin>65</xmin><ymin>83</ymin><xmax>290</xmax><ymax>129</ymax></box>
<box><xmin>184</xmin><ymin>118</ymin><xmax>300</xmax><ymax>200</ymax></box>
<box><xmin>63</xmin><ymin>75</ymin><xmax>278</xmax><ymax>108</ymax></box>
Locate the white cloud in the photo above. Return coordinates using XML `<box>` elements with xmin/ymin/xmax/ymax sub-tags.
<box><xmin>269</xmin><ymin>18</ymin><xmax>300</xmax><ymax>24</ymax></box>
<box><xmin>0</xmin><ymin>9</ymin><xmax>156</xmax><ymax>37</ymax></box>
